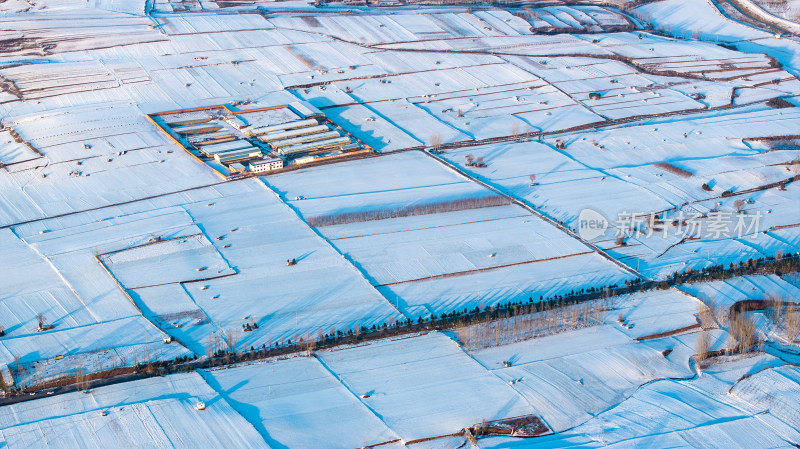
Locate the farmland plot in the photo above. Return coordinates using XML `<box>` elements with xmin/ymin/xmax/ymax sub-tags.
<box><xmin>680</xmin><ymin>274</ymin><xmax>800</xmax><ymax>311</ymax></box>
<box><xmin>203</xmin><ymin>357</ymin><xmax>400</xmax><ymax>449</ymax></box>
<box><xmin>0</xmin><ymin>208</ymin><xmax>204</xmax><ymax>387</ymax></box>
<box><xmin>435</xmin><ymin>107</ymin><xmax>800</xmax><ymax>277</ymax></box>
<box><xmin>14</xmin><ymin>209</ymin><xmax>204</xmax><ymax>298</ymax></box>
<box><xmin>267</xmin><ymin>10</ymin><xmax>534</xmax><ymax>46</ymax></box>
<box><xmin>376</xmin><ymin>32</ymin><xmax>609</xmax><ymax>56</ymax></box>
<box><xmin>0</xmin><ymin>10</ymin><xmax>163</xmax><ymax>59</ymax></box>
<box><xmin>294</xmin><ymin>61</ymin><xmax>604</xmax><ymax>143</ymax></box>
<box><xmin>520</xmin><ymin>6</ymin><xmax>633</xmax><ymax>33</ymax></box>
<box><xmin>0</xmin><ymin>316</ymin><xmax>191</xmax><ymax>389</ymax></box>
<box><xmin>380</xmin><ymin>252</ymin><xmax>632</xmax><ymax>318</ymax></box>
<box><xmin>591</xmin><ymin>32</ymin><xmax>788</xmax><ymax>81</ymax></box>
<box><xmin>0</xmin><ymin>373</ymin><xmax>269</xmax><ymax>449</ymax></box>
<box><xmin>321</xmin><ymin>103</ymin><xmax>424</xmax><ymax>151</ymax></box>
<box><xmin>731</xmin><ymin>364</ymin><xmax>800</xmax><ymax>431</ymax></box>
<box><xmin>507</xmin><ymin>55</ymin><xmax>708</xmax><ymax>120</ymax></box>
<box><xmin>316</xmin><ymin>332</ymin><xmax>532</xmax><ymax>442</ymax></box>
<box><xmin>381</xmin><ymin>30</ymin><xmax>798</xmax><ymax>122</ymax></box>
<box><xmin>633</xmin><ymin>0</ymin><xmax>800</xmax><ymax>74</ymax></box>
<box><xmin>481</xmin><ymin>354</ymin><xmax>800</xmax><ymax>448</ymax></box>
<box><xmin>268</xmin><ymin>151</ymin><xmax>488</xmax><ymax>216</ymax></box>
<box><xmin>99</xmin><ymin>233</ymin><xmax>236</xmax><ymax>289</ymax></box>
<box><xmin>268</xmin><ymin>152</ymin><xmax>631</xmax><ymax>317</ymax></box>
<box><xmin>126</xmin><ymin>179</ymin><xmax>404</xmax><ymax>354</ymax></box>
<box><xmin>0</xmin><ymin>62</ymin><xmax>123</xmax><ymax>102</ymax></box>
<box><xmin>0</xmin><ymin>130</ymin><xmax>40</xmax><ymax>165</ymax></box>
<box><xmin>436</xmin><ymin>140</ymin><xmax>674</xmax><ymax>239</ymax></box>
<box><xmin>3</xmin><ymin>175</ymin><xmax>404</xmax><ymax>373</ymax></box>
<box><xmin>0</xmin><ymin>103</ymin><xmax>220</xmax><ymax>226</ymax></box>
<box><xmin>460</xmin><ymin>290</ymin><xmax>705</xmax><ymax>432</ymax></box>
<box><xmin>327</xmin><ymin>207</ymin><xmax>590</xmax><ymax>286</ymax></box>
<box><xmin>481</xmin><ymin>333</ymin><xmax>687</xmax><ymax>432</ymax></box>
<box><xmin>600</xmin><ymin>289</ymin><xmax>706</xmax><ymax>340</ymax></box>
<box><xmin>0</xmin><ymin>176</ymin><xmax>410</xmax><ymax>381</ymax></box>
<box><xmin>0</xmin><ymin>229</ymin><xmax>97</xmax><ymax>338</ymax></box>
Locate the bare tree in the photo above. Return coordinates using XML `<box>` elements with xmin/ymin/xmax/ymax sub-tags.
<box><xmin>698</xmin><ymin>301</ymin><xmax>717</xmax><ymax>329</ymax></box>
<box><xmin>529</xmin><ymin>173</ymin><xmax>537</xmax><ymax>186</ymax></box>
<box><xmin>728</xmin><ymin>311</ymin><xmax>758</xmax><ymax>353</ymax></box>
<box><xmin>430</xmin><ymin>134</ymin><xmax>442</xmax><ymax>153</ymax></box>
<box><xmin>307</xmin><ymin>195</ymin><xmax>512</xmax><ymax>226</ymax></box>
<box><xmin>733</xmin><ymin>199</ymin><xmax>745</xmax><ymax>213</ymax></box>
<box><xmin>455</xmin><ymin>298</ymin><xmax>607</xmax><ymax>350</ymax></box>
<box><xmin>207</xmin><ymin>333</ymin><xmax>223</xmax><ymax>357</ymax></box>
<box><xmin>765</xmin><ymin>292</ymin><xmax>784</xmax><ymax>325</ymax></box>
<box><xmin>786</xmin><ymin>305</ymin><xmax>799</xmax><ymax>342</ymax></box>
<box><xmin>706</xmin><ymin>297</ymin><xmax>719</xmax><ymax>326</ymax></box>
<box><xmin>0</xmin><ymin>371</ymin><xmax>7</xmax><ymax>395</ymax></box>
<box><xmin>511</xmin><ymin>122</ymin><xmax>519</xmax><ymax>141</ymax></box>
<box><xmin>696</xmin><ymin>330</ymin><xmax>711</xmax><ymax>365</ymax></box>
<box><xmin>466</xmin><ymin>154</ymin><xmax>474</xmax><ymax>166</ymax></box>
<box><xmin>224</xmin><ymin>329</ymin><xmax>240</xmax><ymax>358</ymax></box>
<box><xmin>75</xmin><ymin>367</ymin><xmax>90</xmax><ymax>392</ymax></box>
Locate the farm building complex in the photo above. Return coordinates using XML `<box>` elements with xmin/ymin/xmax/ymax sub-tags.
<box><xmin>149</xmin><ymin>102</ymin><xmax>371</xmax><ymax>178</ymax></box>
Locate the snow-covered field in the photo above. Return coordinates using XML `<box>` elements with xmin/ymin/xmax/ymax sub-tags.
<box><xmin>2</xmin><ymin>273</ymin><xmax>798</xmax><ymax>446</ymax></box>
<box><xmin>477</xmin><ymin>354</ymin><xmax>800</xmax><ymax>448</ymax></box>
<box><xmin>109</xmin><ymin>179</ymin><xmax>404</xmax><ymax>354</ymax></box>
<box><xmin>268</xmin><ymin>152</ymin><xmax>632</xmax><ymax>317</ymax></box>
<box><xmin>0</xmin><ymin>373</ymin><xmax>269</xmax><ymax>448</ymax></box>
<box><xmin>437</xmin><ymin>107</ymin><xmax>800</xmax><ymax>278</ymax></box>
<box><xmin>3</xmin><ymin>295</ymin><xmax>794</xmax><ymax>447</ymax></box>
<box><xmin>1</xmin><ymin>0</ymin><xmax>799</xmax><ymax>445</ymax></box>
<box><xmin>203</xmin><ymin>356</ymin><xmax>400</xmax><ymax>449</ymax></box>
<box><xmin>681</xmin><ymin>273</ymin><xmax>800</xmax><ymax>311</ymax></box>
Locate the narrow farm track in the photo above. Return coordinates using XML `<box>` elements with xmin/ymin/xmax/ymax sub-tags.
<box><xmin>0</xmin><ymin>178</ymin><xmax>232</xmax><ymax>230</ymax></box>
<box><xmin>375</xmin><ymin>250</ymin><xmax>597</xmax><ymax>287</ymax></box>
<box><xmin>726</xmin><ymin>0</ymin><xmax>800</xmax><ymax>35</ymax></box>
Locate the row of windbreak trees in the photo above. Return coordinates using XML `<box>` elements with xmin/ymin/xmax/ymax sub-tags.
<box><xmin>306</xmin><ymin>195</ymin><xmax>513</xmax><ymax>227</ymax></box>
<box><xmin>6</xmin><ymin>253</ymin><xmax>799</xmax><ymax>397</ymax></box>
<box><xmin>206</xmin><ymin>253</ymin><xmax>800</xmax><ymax>360</ymax></box>
<box><xmin>456</xmin><ymin>298</ymin><xmax>611</xmax><ymax>351</ymax></box>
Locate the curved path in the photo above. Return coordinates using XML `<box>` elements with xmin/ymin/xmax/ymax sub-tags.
<box><xmin>727</xmin><ymin>0</ymin><xmax>800</xmax><ymax>35</ymax></box>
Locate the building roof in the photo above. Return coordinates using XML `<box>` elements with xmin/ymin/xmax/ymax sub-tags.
<box><xmin>250</xmin><ymin>156</ymin><xmax>283</xmax><ymax>166</ymax></box>
<box><xmin>277</xmin><ymin>136</ymin><xmax>351</xmax><ymax>155</ymax></box>
<box><xmin>250</xmin><ymin>119</ymin><xmax>319</xmax><ymax>136</ymax></box>
<box><xmin>288</xmin><ymin>101</ymin><xmax>323</xmax><ymax>118</ymax></box>
<box><xmin>258</xmin><ymin>125</ymin><xmax>328</xmax><ymax>143</ymax></box>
